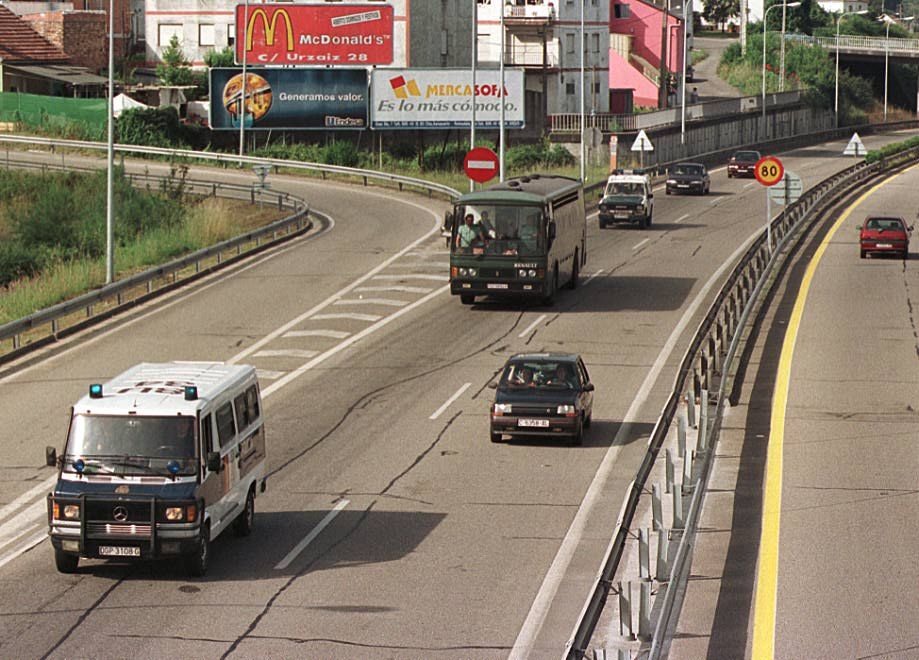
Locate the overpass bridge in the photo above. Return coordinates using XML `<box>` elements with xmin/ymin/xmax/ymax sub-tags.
<box><xmin>786</xmin><ymin>33</ymin><xmax>919</xmax><ymax>63</ymax></box>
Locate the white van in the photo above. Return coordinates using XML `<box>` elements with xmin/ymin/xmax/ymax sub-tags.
<box><xmin>46</xmin><ymin>362</ymin><xmax>267</xmax><ymax>576</ymax></box>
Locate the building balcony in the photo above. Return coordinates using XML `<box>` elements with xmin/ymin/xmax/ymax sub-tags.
<box><xmin>504</xmin><ymin>42</ymin><xmax>561</xmax><ymax>68</ymax></box>
<box><xmin>503</xmin><ymin>1</ymin><xmax>557</xmax><ymax>21</ymax></box>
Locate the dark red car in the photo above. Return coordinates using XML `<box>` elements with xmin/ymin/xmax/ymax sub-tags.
<box><xmin>727</xmin><ymin>150</ymin><xmax>761</xmax><ymax>178</ymax></box>
<box><xmin>859</xmin><ymin>216</ymin><xmax>911</xmax><ymax>259</ymax></box>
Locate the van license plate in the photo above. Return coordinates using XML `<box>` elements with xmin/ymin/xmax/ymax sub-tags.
<box><xmin>519</xmin><ymin>419</ymin><xmax>550</xmax><ymax>428</ymax></box>
<box><xmin>487</xmin><ymin>283</ymin><xmax>509</xmax><ymax>289</ymax></box>
<box><xmin>99</xmin><ymin>546</ymin><xmax>140</xmax><ymax>557</ymax></box>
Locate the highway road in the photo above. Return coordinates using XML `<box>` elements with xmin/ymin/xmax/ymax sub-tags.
<box><xmin>0</xmin><ymin>132</ymin><xmax>913</xmax><ymax>659</ymax></box>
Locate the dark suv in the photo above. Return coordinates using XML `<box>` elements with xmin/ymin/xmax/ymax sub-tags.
<box><xmin>489</xmin><ymin>353</ymin><xmax>594</xmax><ymax>446</ymax></box>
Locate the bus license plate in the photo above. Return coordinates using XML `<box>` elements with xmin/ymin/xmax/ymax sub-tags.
<box><xmin>519</xmin><ymin>419</ymin><xmax>549</xmax><ymax>428</ymax></box>
<box><xmin>487</xmin><ymin>283</ymin><xmax>509</xmax><ymax>289</ymax></box>
<box><xmin>99</xmin><ymin>545</ymin><xmax>140</xmax><ymax>557</ymax></box>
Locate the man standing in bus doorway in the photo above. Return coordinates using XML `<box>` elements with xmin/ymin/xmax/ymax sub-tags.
<box><xmin>456</xmin><ymin>213</ymin><xmax>485</xmax><ymax>250</ymax></box>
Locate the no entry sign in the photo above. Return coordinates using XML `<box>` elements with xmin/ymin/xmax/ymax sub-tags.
<box><xmin>464</xmin><ymin>147</ymin><xmax>499</xmax><ymax>183</ymax></box>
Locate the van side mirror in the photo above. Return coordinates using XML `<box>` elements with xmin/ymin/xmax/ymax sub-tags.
<box><xmin>648</xmin><ymin>192</ymin><xmax>654</xmax><ymax>199</ymax></box>
<box><xmin>45</xmin><ymin>446</ymin><xmax>57</xmax><ymax>467</ymax></box>
<box><xmin>856</xmin><ymin>225</ymin><xmax>862</xmax><ymax>231</ymax></box>
<box><xmin>206</xmin><ymin>451</ymin><xmax>222</xmax><ymax>473</ymax></box>
<box><xmin>443</xmin><ymin>210</ymin><xmax>453</xmax><ymax>233</ymax></box>
<box><xmin>584</xmin><ymin>383</ymin><xmax>595</xmax><ymax>392</ymax></box>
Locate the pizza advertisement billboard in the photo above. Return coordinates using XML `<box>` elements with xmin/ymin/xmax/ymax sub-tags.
<box><xmin>370</xmin><ymin>69</ymin><xmax>526</xmax><ymax>130</ymax></box>
<box><xmin>209</xmin><ymin>68</ymin><xmax>368</xmax><ymax>130</ymax></box>
<box><xmin>235</xmin><ymin>4</ymin><xmax>394</xmax><ymax>66</ymax></box>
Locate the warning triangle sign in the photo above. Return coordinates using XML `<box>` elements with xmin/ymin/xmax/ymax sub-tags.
<box><xmin>631</xmin><ymin>129</ymin><xmax>654</xmax><ymax>152</ymax></box>
<box><xmin>843</xmin><ymin>132</ymin><xmax>866</xmax><ymax>156</ymax></box>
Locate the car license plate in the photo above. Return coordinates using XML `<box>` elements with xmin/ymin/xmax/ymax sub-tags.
<box><xmin>877</xmin><ymin>243</ymin><xmax>892</xmax><ymax>248</ymax></box>
<box><xmin>615</xmin><ymin>212</ymin><xmax>630</xmax><ymax>219</ymax></box>
<box><xmin>678</xmin><ymin>184</ymin><xmax>689</xmax><ymax>188</ymax></box>
<box><xmin>519</xmin><ymin>419</ymin><xmax>550</xmax><ymax>428</ymax></box>
<box><xmin>487</xmin><ymin>283</ymin><xmax>508</xmax><ymax>289</ymax></box>
<box><xmin>99</xmin><ymin>545</ymin><xmax>140</xmax><ymax>557</ymax></box>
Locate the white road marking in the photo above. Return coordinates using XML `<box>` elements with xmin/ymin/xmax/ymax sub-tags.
<box><xmin>633</xmin><ymin>238</ymin><xmax>650</xmax><ymax>250</ymax></box>
<box><xmin>583</xmin><ymin>269</ymin><xmax>607</xmax><ymax>286</ymax></box>
<box><xmin>518</xmin><ymin>314</ymin><xmax>548</xmax><ymax>339</ymax></box>
<box><xmin>373</xmin><ymin>274</ymin><xmax>447</xmax><ymax>282</ymax></box>
<box><xmin>0</xmin><ymin>476</ymin><xmax>55</xmax><ymax>524</ymax></box>
<box><xmin>744</xmin><ymin>181</ymin><xmax>756</xmax><ymax>189</ymax></box>
<box><xmin>255</xmin><ymin>369</ymin><xmax>286</xmax><ymax>380</ymax></box>
<box><xmin>674</xmin><ymin>214</ymin><xmax>689</xmax><ymax>224</ymax></box>
<box><xmin>389</xmin><ymin>261</ymin><xmax>450</xmax><ymax>269</ymax></box>
<box><xmin>355</xmin><ymin>285</ymin><xmax>433</xmax><ymax>294</ymax></box>
<box><xmin>253</xmin><ymin>349</ymin><xmax>319</xmax><ymax>359</ymax></box>
<box><xmin>262</xmin><ymin>286</ymin><xmax>450</xmax><ymax>398</ymax></box>
<box><xmin>429</xmin><ymin>383</ymin><xmax>472</xmax><ymax>420</ymax></box>
<box><xmin>0</xmin><ymin>500</ymin><xmax>46</xmax><ymax>549</ymax></box>
<box><xmin>509</xmin><ymin>224</ymin><xmax>770</xmax><ymax>659</ymax></box>
<box><xmin>333</xmin><ymin>298</ymin><xmax>408</xmax><ymax>308</ymax></box>
<box><xmin>283</xmin><ymin>330</ymin><xmax>350</xmax><ymax>339</ymax></box>
<box><xmin>311</xmin><ymin>313</ymin><xmax>382</xmax><ymax>322</ymax></box>
<box><xmin>275</xmin><ymin>499</ymin><xmax>350</xmax><ymax>570</ymax></box>
<box><xmin>0</xmin><ymin>529</ymin><xmax>46</xmax><ymax>570</ymax></box>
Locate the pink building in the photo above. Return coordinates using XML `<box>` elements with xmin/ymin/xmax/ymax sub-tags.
<box><xmin>609</xmin><ymin>0</ymin><xmax>685</xmax><ymax>108</ymax></box>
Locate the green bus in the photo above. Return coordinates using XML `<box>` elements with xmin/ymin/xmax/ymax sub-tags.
<box><xmin>447</xmin><ymin>174</ymin><xmax>587</xmax><ymax>306</ymax></box>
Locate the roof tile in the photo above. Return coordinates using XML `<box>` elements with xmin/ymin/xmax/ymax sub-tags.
<box><xmin>0</xmin><ymin>5</ymin><xmax>69</xmax><ymax>63</ymax></box>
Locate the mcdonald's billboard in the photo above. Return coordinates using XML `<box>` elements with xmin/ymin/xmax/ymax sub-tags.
<box><xmin>209</xmin><ymin>68</ymin><xmax>368</xmax><ymax>130</ymax></box>
<box><xmin>235</xmin><ymin>4</ymin><xmax>394</xmax><ymax>66</ymax></box>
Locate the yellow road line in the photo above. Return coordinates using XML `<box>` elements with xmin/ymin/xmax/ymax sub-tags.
<box><xmin>750</xmin><ymin>164</ymin><xmax>918</xmax><ymax>659</ymax></box>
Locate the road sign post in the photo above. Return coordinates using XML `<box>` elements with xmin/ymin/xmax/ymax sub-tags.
<box><xmin>464</xmin><ymin>147</ymin><xmax>499</xmax><ymax>184</ymax></box>
<box><xmin>755</xmin><ymin>155</ymin><xmax>784</xmax><ymax>251</ymax></box>
<box><xmin>631</xmin><ymin>129</ymin><xmax>654</xmax><ymax>169</ymax></box>
<box><xmin>844</xmin><ymin>132</ymin><xmax>867</xmax><ymax>157</ymax></box>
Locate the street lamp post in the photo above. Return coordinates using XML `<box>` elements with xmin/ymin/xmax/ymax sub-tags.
<box><xmin>762</xmin><ymin>2</ymin><xmax>800</xmax><ymax>138</ymax></box>
<box><xmin>835</xmin><ymin>10</ymin><xmax>869</xmax><ymax>127</ymax></box>
<box><xmin>470</xmin><ymin>0</ymin><xmax>477</xmax><ymax>192</ymax></box>
<box><xmin>681</xmin><ymin>0</ymin><xmax>691</xmax><ymax>145</ymax></box>
<box><xmin>499</xmin><ymin>3</ymin><xmax>505</xmax><ymax>182</ymax></box>
<box><xmin>879</xmin><ymin>15</ymin><xmax>913</xmax><ymax>121</ymax></box>
<box><xmin>105</xmin><ymin>0</ymin><xmax>114</xmax><ymax>283</ymax></box>
<box><xmin>580</xmin><ymin>0</ymin><xmax>585</xmax><ymax>182</ymax></box>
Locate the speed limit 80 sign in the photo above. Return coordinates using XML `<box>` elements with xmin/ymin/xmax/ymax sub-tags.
<box><xmin>755</xmin><ymin>155</ymin><xmax>784</xmax><ymax>187</ymax></box>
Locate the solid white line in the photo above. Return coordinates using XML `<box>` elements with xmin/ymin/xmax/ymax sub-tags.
<box><xmin>429</xmin><ymin>383</ymin><xmax>472</xmax><ymax>420</ymax></box>
<box><xmin>0</xmin><ymin>529</ymin><xmax>46</xmax><ymax>570</ymax></box>
<box><xmin>255</xmin><ymin>369</ymin><xmax>286</xmax><ymax>380</ymax></box>
<box><xmin>744</xmin><ymin>181</ymin><xmax>756</xmax><ymax>189</ymax></box>
<box><xmin>253</xmin><ymin>349</ymin><xmax>319</xmax><ymax>359</ymax></box>
<box><xmin>389</xmin><ymin>261</ymin><xmax>451</xmax><ymax>269</ymax></box>
<box><xmin>633</xmin><ymin>238</ymin><xmax>650</xmax><ymax>250</ymax></box>
<box><xmin>275</xmin><ymin>499</ymin><xmax>350</xmax><ymax>570</ymax></box>
<box><xmin>283</xmin><ymin>330</ymin><xmax>350</xmax><ymax>339</ymax></box>
<box><xmin>674</xmin><ymin>214</ymin><xmax>690</xmax><ymax>224</ymax></box>
<box><xmin>355</xmin><ymin>285</ymin><xmax>433</xmax><ymax>294</ymax></box>
<box><xmin>373</xmin><ymin>274</ymin><xmax>447</xmax><ymax>281</ymax></box>
<box><xmin>0</xmin><ymin>475</ymin><xmax>55</xmax><ymax>525</ymax></box>
<box><xmin>333</xmin><ymin>298</ymin><xmax>408</xmax><ymax>307</ymax></box>
<box><xmin>583</xmin><ymin>269</ymin><xmax>607</xmax><ymax>286</ymax></box>
<box><xmin>518</xmin><ymin>314</ymin><xmax>548</xmax><ymax>339</ymax></box>
<box><xmin>0</xmin><ymin>522</ymin><xmax>42</xmax><ymax>554</ymax></box>
<box><xmin>311</xmin><ymin>313</ymin><xmax>382</xmax><ymax>322</ymax></box>
<box><xmin>262</xmin><ymin>285</ymin><xmax>450</xmax><ymax>398</ymax></box>
<box><xmin>510</xmin><ymin>224</ymin><xmax>769</xmax><ymax>660</ymax></box>
<box><xmin>0</xmin><ymin>500</ymin><xmax>46</xmax><ymax>548</ymax></box>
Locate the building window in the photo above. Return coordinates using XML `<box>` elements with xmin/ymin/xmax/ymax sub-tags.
<box><xmin>592</xmin><ymin>33</ymin><xmax>600</xmax><ymax>52</ymax></box>
<box><xmin>614</xmin><ymin>4</ymin><xmax>631</xmax><ymax>18</ymax></box>
<box><xmin>566</xmin><ymin>82</ymin><xmax>575</xmax><ymax>95</ymax></box>
<box><xmin>158</xmin><ymin>23</ymin><xmax>182</xmax><ymax>47</ymax></box>
<box><xmin>228</xmin><ymin>24</ymin><xmax>235</xmax><ymax>47</ymax></box>
<box><xmin>565</xmin><ymin>33</ymin><xmax>575</xmax><ymax>54</ymax></box>
<box><xmin>593</xmin><ymin>82</ymin><xmax>602</xmax><ymax>93</ymax></box>
<box><xmin>199</xmin><ymin>24</ymin><xmax>215</xmax><ymax>47</ymax></box>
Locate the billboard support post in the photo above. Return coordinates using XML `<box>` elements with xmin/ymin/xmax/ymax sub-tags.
<box><xmin>470</xmin><ymin>0</ymin><xmax>477</xmax><ymax>192</ymax></box>
<box><xmin>499</xmin><ymin>5</ymin><xmax>505</xmax><ymax>182</ymax></box>
<box><xmin>239</xmin><ymin>0</ymin><xmax>249</xmax><ymax>158</ymax></box>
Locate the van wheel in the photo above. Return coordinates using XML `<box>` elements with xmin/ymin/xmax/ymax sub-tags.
<box><xmin>54</xmin><ymin>548</ymin><xmax>78</xmax><ymax>574</ymax></box>
<box><xmin>185</xmin><ymin>522</ymin><xmax>210</xmax><ymax>577</ymax></box>
<box><xmin>460</xmin><ymin>294</ymin><xmax>475</xmax><ymax>305</ymax></box>
<box><xmin>490</xmin><ymin>431</ymin><xmax>503</xmax><ymax>443</ymax></box>
<box><xmin>568</xmin><ymin>251</ymin><xmax>579</xmax><ymax>289</ymax></box>
<box><xmin>638</xmin><ymin>215</ymin><xmax>648</xmax><ymax>230</ymax></box>
<box><xmin>234</xmin><ymin>489</ymin><xmax>255</xmax><ymax>537</ymax></box>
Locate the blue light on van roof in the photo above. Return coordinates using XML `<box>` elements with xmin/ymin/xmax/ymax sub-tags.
<box><xmin>184</xmin><ymin>386</ymin><xmax>198</xmax><ymax>401</ymax></box>
<box><xmin>73</xmin><ymin>458</ymin><xmax>85</xmax><ymax>473</ymax></box>
<box><xmin>89</xmin><ymin>384</ymin><xmax>103</xmax><ymax>398</ymax></box>
<box><xmin>167</xmin><ymin>460</ymin><xmax>180</xmax><ymax>475</ymax></box>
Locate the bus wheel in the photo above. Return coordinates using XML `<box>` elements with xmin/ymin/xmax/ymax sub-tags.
<box><xmin>568</xmin><ymin>251</ymin><xmax>579</xmax><ymax>290</ymax></box>
<box><xmin>460</xmin><ymin>294</ymin><xmax>475</xmax><ymax>305</ymax></box>
<box><xmin>541</xmin><ymin>269</ymin><xmax>557</xmax><ymax>306</ymax></box>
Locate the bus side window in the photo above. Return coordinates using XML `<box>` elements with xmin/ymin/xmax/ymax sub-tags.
<box><xmin>215</xmin><ymin>402</ymin><xmax>236</xmax><ymax>446</ymax></box>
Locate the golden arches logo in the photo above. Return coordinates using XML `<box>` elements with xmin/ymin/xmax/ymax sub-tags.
<box><xmin>246</xmin><ymin>8</ymin><xmax>294</xmax><ymax>52</ymax></box>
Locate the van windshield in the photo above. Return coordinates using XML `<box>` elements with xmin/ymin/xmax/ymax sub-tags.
<box><xmin>64</xmin><ymin>414</ymin><xmax>198</xmax><ymax>477</ymax></box>
<box><xmin>605</xmin><ymin>182</ymin><xmax>644</xmax><ymax>196</ymax></box>
<box><xmin>451</xmin><ymin>204</ymin><xmax>546</xmax><ymax>257</ymax></box>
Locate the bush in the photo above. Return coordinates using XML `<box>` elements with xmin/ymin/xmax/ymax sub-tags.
<box><xmin>0</xmin><ymin>241</ymin><xmax>40</xmax><ymax>287</ymax></box>
<box><xmin>117</xmin><ymin>106</ymin><xmax>186</xmax><ymax>148</ymax></box>
<box><xmin>321</xmin><ymin>140</ymin><xmax>363</xmax><ymax>168</ymax></box>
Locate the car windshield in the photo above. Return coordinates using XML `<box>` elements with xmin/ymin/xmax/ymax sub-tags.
<box><xmin>605</xmin><ymin>182</ymin><xmax>644</xmax><ymax>196</ymax></box>
<box><xmin>672</xmin><ymin>165</ymin><xmax>703</xmax><ymax>176</ymax></box>
<box><xmin>734</xmin><ymin>151</ymin><xmax>760</xmax><ymax>162</ymax></box>
<box><xmin>865</xmin><ymin>218</ymin><xmax>904</xmax><ymax>231</ymax></box>
<box><xmin>64</xmin><ymin>414</ymin><xmax>197</xmax><ymax>476</ymax></box>
<box><xmin>452</xmin><ymin>204</ymin><xmax>546</xmax><ymax>257</ymax></box>
<box><xmin>501</xmin><ymin>361</ymin><xmax>577</xmax><ymax>389</ymax></box>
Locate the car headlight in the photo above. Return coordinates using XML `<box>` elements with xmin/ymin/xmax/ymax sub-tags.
<box><xmin>63</xmin><ymin>504</ymin><xmax>80</xmax><ymax>520</ymax></box>
<box><xmin>493</xmin><ymin>403</ymin><xmax>512</xmax><ymax>416</ymax></box>
<box><xmin>557</xmin><ymin>405</ymin><xmax>576</xmax><ymax>417</ymax></box>
<box><xmin>667</xmin><ymin>179</ymin><xmax>676</xmax><ymax>184</ymax></box>
<box><xmin>636</xmin><ymin>205</ymin><xmax>645</xmax><ymax>212</ymax></box>
<box><xmin>165</xmin><ymin>507</ymin><xmax>184</xmax><ymax>521</ymax></box>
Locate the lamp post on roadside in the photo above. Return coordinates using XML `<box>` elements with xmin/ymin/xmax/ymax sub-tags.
<box><xmin>762</xmin><ymin>2</ymin><xmax>800</xmax><ymax>139</ymax></box>
<box><xmin>879</xmin><ymin>14</ymin><xmax>913</xmax><ymax>121</ymax></box>
<box><xmin>580</xmin><ymin>0</ymin><xmax>586</xmax><ymax>182</ymax></box>
<box><xmin>470</xmin><ymin>0</ymin><xmax>477</xmax><ymax>192</ymax></box>
<box><xmin>835</xmin><ymin>10</ymin><xmax>869</xmax><ymax>127</ymax></box>
<box><xmin>105</xmin><ymin>0</ymin><xmax>114</xmax><ymax>284</ymax></box>
<box><xmin>680</xmin><ymin>0</ymin><xmax>691</xmax><ymax>145</ymax></box>
<box><xmin>499</xmin><ymin>2</ymin><xmax>505</xmax><ymax>182</ymax></box>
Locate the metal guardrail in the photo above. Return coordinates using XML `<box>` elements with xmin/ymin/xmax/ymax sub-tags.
<box><xmin>0</xmin><ymin>167</ymin><xmax>312</xmax><ymax>363</ymax></box>
<box><xmin>565</xmin><ymin>143</ymin><xmax>919</xmax><ymax>658</ymax></box>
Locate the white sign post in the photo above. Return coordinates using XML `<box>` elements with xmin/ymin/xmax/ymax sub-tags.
<box><xmin>843</xmin><ymin>132</ymin><xmax>867</xmax><ymax>157</ymax></box>
<box><xmin>631</xmin><ymin>129</ymin><xmax>654</xmax><ymax>169</ymax></box>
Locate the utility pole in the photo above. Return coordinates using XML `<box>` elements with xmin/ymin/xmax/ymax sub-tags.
<box><xmin>659</xmin><ymin>0</ymin><xmax>670</xmax><ymax>107</ymax></box>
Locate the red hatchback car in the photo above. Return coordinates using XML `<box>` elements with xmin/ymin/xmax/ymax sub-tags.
<box><xmin>859</xmin><ymin>216</ymin><xmax>912</xmax><ymax>259</ymax></box>
<box><xmin>727</xmin><ymin>150</ymin><xmax>761</xmax><ymax>178</ymax></box>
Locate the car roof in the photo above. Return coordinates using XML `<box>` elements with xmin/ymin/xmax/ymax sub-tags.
<box><xmin>507</xmin><ymin>353</ymin><xmax>579</xmax><ymax>363</ymax></box>
<box><xmin>865</xmin><ymin>215</ymin><xmax>905</xmax><ymax>221</ymax></box>
<box><xmin>672</xmin><ymin>162</ymin><xmax>704</xmax><ymax>167</ymax></box>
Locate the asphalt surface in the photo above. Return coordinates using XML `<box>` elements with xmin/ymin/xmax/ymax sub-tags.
<box><xmin>0</xmin><ymin>132</ymin><xmax>914</xmax><ymax>659</ymax></box>
<box><xmin>691</xmin><ymin>36</ymin><xmax>743</xmax><ymax>103</ymax></box>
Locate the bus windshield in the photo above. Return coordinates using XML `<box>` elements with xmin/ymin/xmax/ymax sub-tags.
<box><xmin>451</xmin><ymin>204</ymin><xmax>546</xmax><ymax>257</ymax></box>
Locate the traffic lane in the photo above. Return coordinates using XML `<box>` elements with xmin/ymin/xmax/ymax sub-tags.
<box><xmin>773</xmin><ymin>167</ymin><xmax>919</xmax><ymax>659</ymax></box>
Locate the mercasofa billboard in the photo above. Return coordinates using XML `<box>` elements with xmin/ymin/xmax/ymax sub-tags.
<box><xmin>370</xmin><ymin>69</ymin><xmax>525</xmax><ymax>130</ymax></box>
<box><xmin>209</xmin><ymin>68</ymin><xmax>368</xmax><ymax>131</ymax></box>
<box><xmin>235</xmin><ymin>4</ymin><xmax>394</xmax><ymax>66</ymax></box>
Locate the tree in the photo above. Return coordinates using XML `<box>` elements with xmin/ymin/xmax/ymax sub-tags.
<box><xmin>156</xmin><ymin>35</ymin><xmax>195</xmax><ymax>86</ymax></box>
<box><xmin>703</xmin><ymin>0</ymin><xmax>740</xmax><ymax>31</ymax></box>
<box><xmin>203</xmin><ymin>47</ymin><xmax>235</xmax><ymax>69</ymax></box>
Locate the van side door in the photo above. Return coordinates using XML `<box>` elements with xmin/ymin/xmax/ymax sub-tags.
<box><xmin>198</xmin><ymin>412</ymin><xmax>226</xmax><ymax>523</ymax></box>
<box><xmin>213</xmin><ymin>400</ymin><xmax>238</xmax><ymax>526</ymax></box>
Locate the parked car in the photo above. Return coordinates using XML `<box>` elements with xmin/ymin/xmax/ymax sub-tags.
<box><xmin>666</xmin><ymin>163</ymin><xmax>710</xmax><ymax>195</ymax></box>
<box><xmin>728</xmin><ymin>150</ymin><xmax>761</xmax><ymax>178</ymax></box>
<box><xmin>858</xmin><ymin>216</ymin><xmax>911</xmax><ymax>259</ymax></box>
<box><xmin>489</xmin><ymin>353</ymin><xmax>594</xmax><ymax>446</ymax></box>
